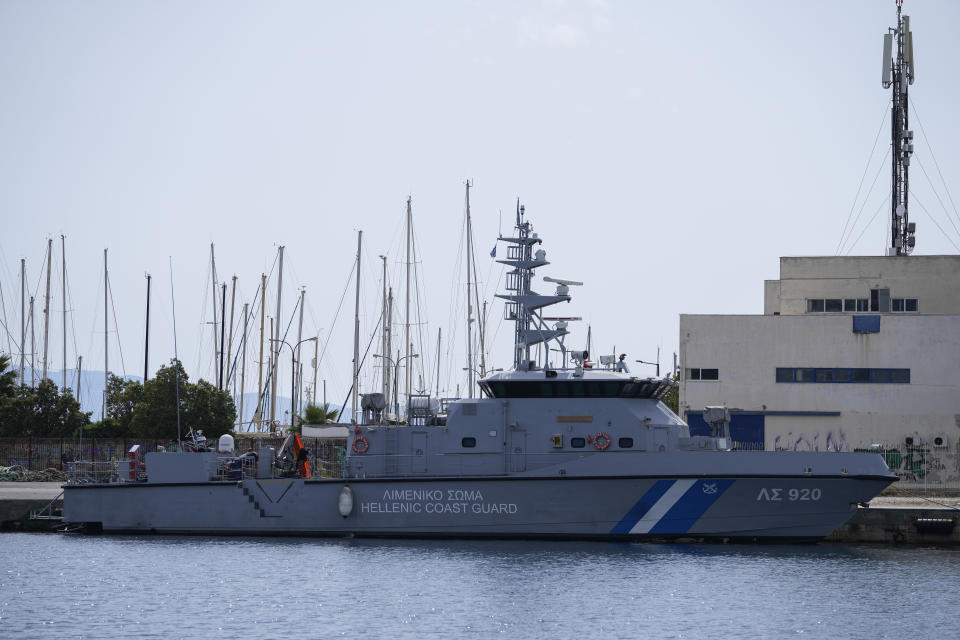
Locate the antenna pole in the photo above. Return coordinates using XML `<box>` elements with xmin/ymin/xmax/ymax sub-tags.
<box><xmin>435</xmin><ymin>327</ymin><xmax>441</xmax><ymax>399</ymax></box>
<box><xmin>884</xmin><ymin>1</ymin><xmax>916</xmax><ymax>255</ymax></box>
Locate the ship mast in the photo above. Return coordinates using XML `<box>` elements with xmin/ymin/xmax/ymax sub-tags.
<box><xmin>495</xmin><ymin>203</ymin><xmax>571</xmax><ymax>371</ymax></box>
<box><xmin>882</xmin><ymin>0</ymin><xmax>916</xmax><ymax>256</ymax></box>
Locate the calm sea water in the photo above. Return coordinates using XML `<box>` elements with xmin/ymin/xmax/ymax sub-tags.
<box><xmin>1</xmin><ymin>533</ymin><xmax>958</xmax><ymax>639</ymax></box>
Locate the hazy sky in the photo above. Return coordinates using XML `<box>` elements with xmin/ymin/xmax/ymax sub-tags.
<box><xmin>2</xmin><ymin>0</ymin><xmax>959</xmax><ymax>419</ymax></box>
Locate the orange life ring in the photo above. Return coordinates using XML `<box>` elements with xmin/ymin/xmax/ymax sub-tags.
<box><xmin>593</xmin><ymin>431</ymin><xmax>611</xmax><ymax>451</ymax></box>
<box><xmin>352</xmin><ymin>435</ymin><xmax>370</xmax><ymax>454</ymax></box>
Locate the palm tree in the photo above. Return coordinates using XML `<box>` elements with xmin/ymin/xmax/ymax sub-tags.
<box><xmin>300</xmin><ymin>402</ymin><xmax>339</xmax><ymax>426</ymax></box>
<box><xmin>0</xmin><ymin>354</ymin><xmax>17</xmax><ymax>401</ymax></box>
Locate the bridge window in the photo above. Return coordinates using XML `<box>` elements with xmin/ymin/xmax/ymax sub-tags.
<box><xmin>461</xmin><ymin>437</ymin><xmax>477</xmax><ymax>448</ymax></box>
<box><xmin>570</xmin><ymin>437</ymin><xmax>586</xmax><ymax>448</ymax></box>
<box><xmin>618</xmin><ymin>437</ymin><xmax>634</xmax><ymax>449</ymax></box>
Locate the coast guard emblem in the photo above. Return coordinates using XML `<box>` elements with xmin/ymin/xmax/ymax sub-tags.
<box><xmin>702</xmin><ymin>483</ymin><xmax>718</xmax><ymax>495</ymax></box>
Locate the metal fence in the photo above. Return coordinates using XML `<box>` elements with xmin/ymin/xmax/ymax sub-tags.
<box><xmin>0</xmin><ymin>436</ymin><xmax>346</xmax><ymax>478</ymax></box>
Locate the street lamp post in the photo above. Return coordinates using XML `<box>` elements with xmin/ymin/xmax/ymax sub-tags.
<box><xmin>374</xmin><ymin>352</ymin><xmax>419</xmax><ymax>423</ymax></box>
<box><xmin>271</xmin><ymin>336</ymin><xmax>317</xmax><ymax>428</ymax></box>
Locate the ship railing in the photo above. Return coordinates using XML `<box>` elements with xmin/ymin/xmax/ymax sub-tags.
<box><xmin>66</xmin><ymin>460</ymin><xmax>125</xmax><ymax>484</ymax></box>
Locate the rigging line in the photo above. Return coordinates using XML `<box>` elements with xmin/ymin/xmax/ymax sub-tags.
<box><xmin>909</xmin><ymin>97</ymin><xmax>960</xmax><ymax>229</ymax></box>
<box><xmin>225</xmin><ymin>280</ymin><xmax>261</xmax><ymax>386</ymax></box>
<box><xmin>0</xmin><ymin>275</ymin><xmax>12</xmax><ymax>357</ymax></box>
<box><xmin>835</xmin><ymin>100</ymin><xmax>891</xmax><ymax>255</ymax></box>
<box><xmin>844</xmin><ymin>195</ymin><xmax>890</xmax><ymax>256</ymax></box>
<box><xmin>316</xmin><ymin>257</ymin><xmax>356</xmax><ymax>378</ymax></box>
<box><xmin>334</xmin><ymin>313</ymin><xmax>383</xmax><ymax>422</ymax></box>
<box><xmin>909</xmin><ymin>191</ymin><xmax>960</xmax><ymax>253</ymax></box>
<box><xmin>169</xmin><ymin>257</ymin><xmax>182</xmax><ymax>447</ymax></box>
<box><xmin>65</xmin><ymin>262</ymin><xmax>80</xmax><ymax>388</ymax></box>
<box><xmin>84</xmin><ymin>258</ymin><xmax>104</xmax><ymax>373</ymax></box>
<box><xmin>838</xmin><ymin>146</ymin><xmax>891</xmax><ymax>255</ymax></box>
<box><xmin>914</xmin><ymin>155</ymin><xmax>960</xmax><ymax>242</ymax></box>
<box><xmin>107</xmin><ymin>268</ymin><xmax>127</xmax><ymax>377</ymax></box>
<box><xmin>411</xmin><ymin>217</ymin><xmax>431</xmax><ymax>391</ymax></box>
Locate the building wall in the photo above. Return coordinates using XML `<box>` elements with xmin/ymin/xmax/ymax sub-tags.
<box><xmin>679</xmin><ymin>313</ymin><xmax>960</xmax><ymax>484</ymax></box>
<box><xmin>763</xmin><ymin>255</ymin><xmax>960</xmax><ymax>315</ymax></box>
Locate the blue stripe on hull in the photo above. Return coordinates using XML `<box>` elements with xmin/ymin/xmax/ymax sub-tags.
<box><xmin>609</xmin><ymin>479</ymin><xmax>675</xmax><ymax>534</ymax></box>
<box><xmin>648</xmin><ymin>479</ymin><xmax>735</xmax><ymax>535</ymax></box>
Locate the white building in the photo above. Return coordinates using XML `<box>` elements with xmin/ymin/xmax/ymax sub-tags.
<box><xmin>679</xmin><ymin>255</ymin><xmax>960</xmax><ymax>487</ymax></box>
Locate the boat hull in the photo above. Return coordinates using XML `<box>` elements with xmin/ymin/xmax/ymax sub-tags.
<box><xmin>63</xmin><ymin>474</ymin><xmax>892</xmax><ymax>541</ymax></box>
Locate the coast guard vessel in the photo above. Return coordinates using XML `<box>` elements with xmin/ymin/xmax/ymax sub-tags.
<box><xmin>62</xmin><ymin>207</ymin><xmax>896</xmax><ymax>541</ymax></box>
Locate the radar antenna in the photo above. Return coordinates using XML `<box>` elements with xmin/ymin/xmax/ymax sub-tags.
<box><xmin>882</xmin><ymin>0</ymin><xmax>917</xmax><ymax>255</ymax></box>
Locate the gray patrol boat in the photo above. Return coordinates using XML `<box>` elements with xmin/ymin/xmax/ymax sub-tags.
<box><xmin>63</xmin><ymin>206</ymin><xmax>896</xmax><ymax>541</ymax></box>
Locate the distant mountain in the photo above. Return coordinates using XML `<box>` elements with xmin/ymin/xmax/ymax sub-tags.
<box><xmin>16</xmin><ymin>367</ymin><xmax>348</xmax><ymax>425</ymax></box>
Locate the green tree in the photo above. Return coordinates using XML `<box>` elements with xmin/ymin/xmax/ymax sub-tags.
<box><xmin>661</xmin><ymin>375</ymin><xmax>680</xmax><ymax>415</ymax></box>
<box><xmin>128</xmin><ymin>359</ymin><xmax>236</xmax><ymax>440</ymax></box>
<box><xmin>129</xmin><ymin>359</ymin><xmax>188</xmax><ymax>439</ymax></box>
<box><xmin>104</xmin><ymin>374</ymin><xmax>143</xmax><ymax>434</ymax></box>
<box><xmin>184</xmin><ymin>378</ymin><xmax>236</xmax><ymax>440</ymax></box>
<box><xmin>0</xmin><ymin>379</ymin><xmax>90</xmax><ymax>437</ymax></box>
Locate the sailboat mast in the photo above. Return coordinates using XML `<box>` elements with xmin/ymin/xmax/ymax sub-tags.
<box><xmin>352</xmin><ymin>231</ymin><xmax>363</xmax><ymax>424</ymax></box>
<box><xmin>30</xmin><ymin>296</ymin><xmax>35</xmax><ymax>387</ymax></box>
<box><xmin>296</xmin><ymin>287</ymin><xmax>305</xmax><ymax>421</ymax></box>
<box><xmin>311</xmin><ymin>337</ymin><xmax>318</xmax><ymax>408</ymax></box>
<box><xmin>103</xmin><ymin>248</ymin><xmax>108</xmax><ymax>418</ymax></box>
<box><xmin>380</xmin><ymin>255</ymin><xmax>389</xmax><ymax>407</ymax></box>
<box><xmin>209</xmin><ymin>244</ymin><xmax>219</xmax><ymax>382</ymax></box>
<box><xmin>271</xmin><ymin>246</ymin><xmax>284</xmax><ymax>426</ymax></box>
<box><xmin>257</xmin><ymin>273</ymin><xmax>266</xmax><ymax>430</ymax></box>
<box><xmin>240</xmin><ymin>302</ymin><xmax>248</xmax><ymax>431</ymax></box>
<box><xmin>19</xmin><ymin>259</ymin><xmax>25</xmax><ymax>384</ymax></box>
<box><xmin>404</xmin><ymin>197</ymin><xmax>412</xmax><ymax>414</ymax></box>
<box><xmin>227</xmin><ymin>275</ymin><xmax>237</xmax><ymax>389</ymax></box>
<box><xmin>61</xmin><ymin>235</ymin><xmax>67</xmax><ymax>389</ymax></box>
<box><xmin>219</xmin><ymin>283</ymin><xmax>226</xmax><ymax>390</ymax></box>
<box><xmin>144</xmin><ymin>274</ymin><xmax>151</xmax><ymax>382</ymax></box>
<box><xmin>42</xmin><ymin>238</ymin><xmax>51</xmax><ymax>381</ymax></box>
<box><xmin>479</xmin><ymin>300</ymin><xmax>487</xmax><ymax>378</ymax></box>
<box><xmin>465</xmin><ymin>181</ymin><xmax>474</xmax><ymax>398</ymax></box>
<box><xmin>435</xmin><ymin>327</ymin><xmax>441</xmax><ymax>399</ymax></box>
<box><xmin>386</xmin><ymin>287</ymin><xmax>393</xmax><ymax>416</ymax></box>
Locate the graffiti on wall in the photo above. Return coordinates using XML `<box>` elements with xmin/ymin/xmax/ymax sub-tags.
<box><xmin>773</xmin><ymin>429</ymin><xmax>850</xmax><ymax>453</ymax></box>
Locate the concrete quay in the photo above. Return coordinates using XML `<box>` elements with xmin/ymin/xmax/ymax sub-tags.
<box><xmin>1</xmin><ymin>483</ymin><xmax>958</xmax><ymax>542</ymax></box>
<box><xmin>0</xmin><ymin>482</ymin><xmax>64</xmax><ymax>530</ymax></box>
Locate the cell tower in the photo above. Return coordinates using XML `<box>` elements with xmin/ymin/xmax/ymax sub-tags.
<box><xmin>882</xmin><ymin>0</ymin><xmax>916</xmax><ymax>256</ymax></box>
